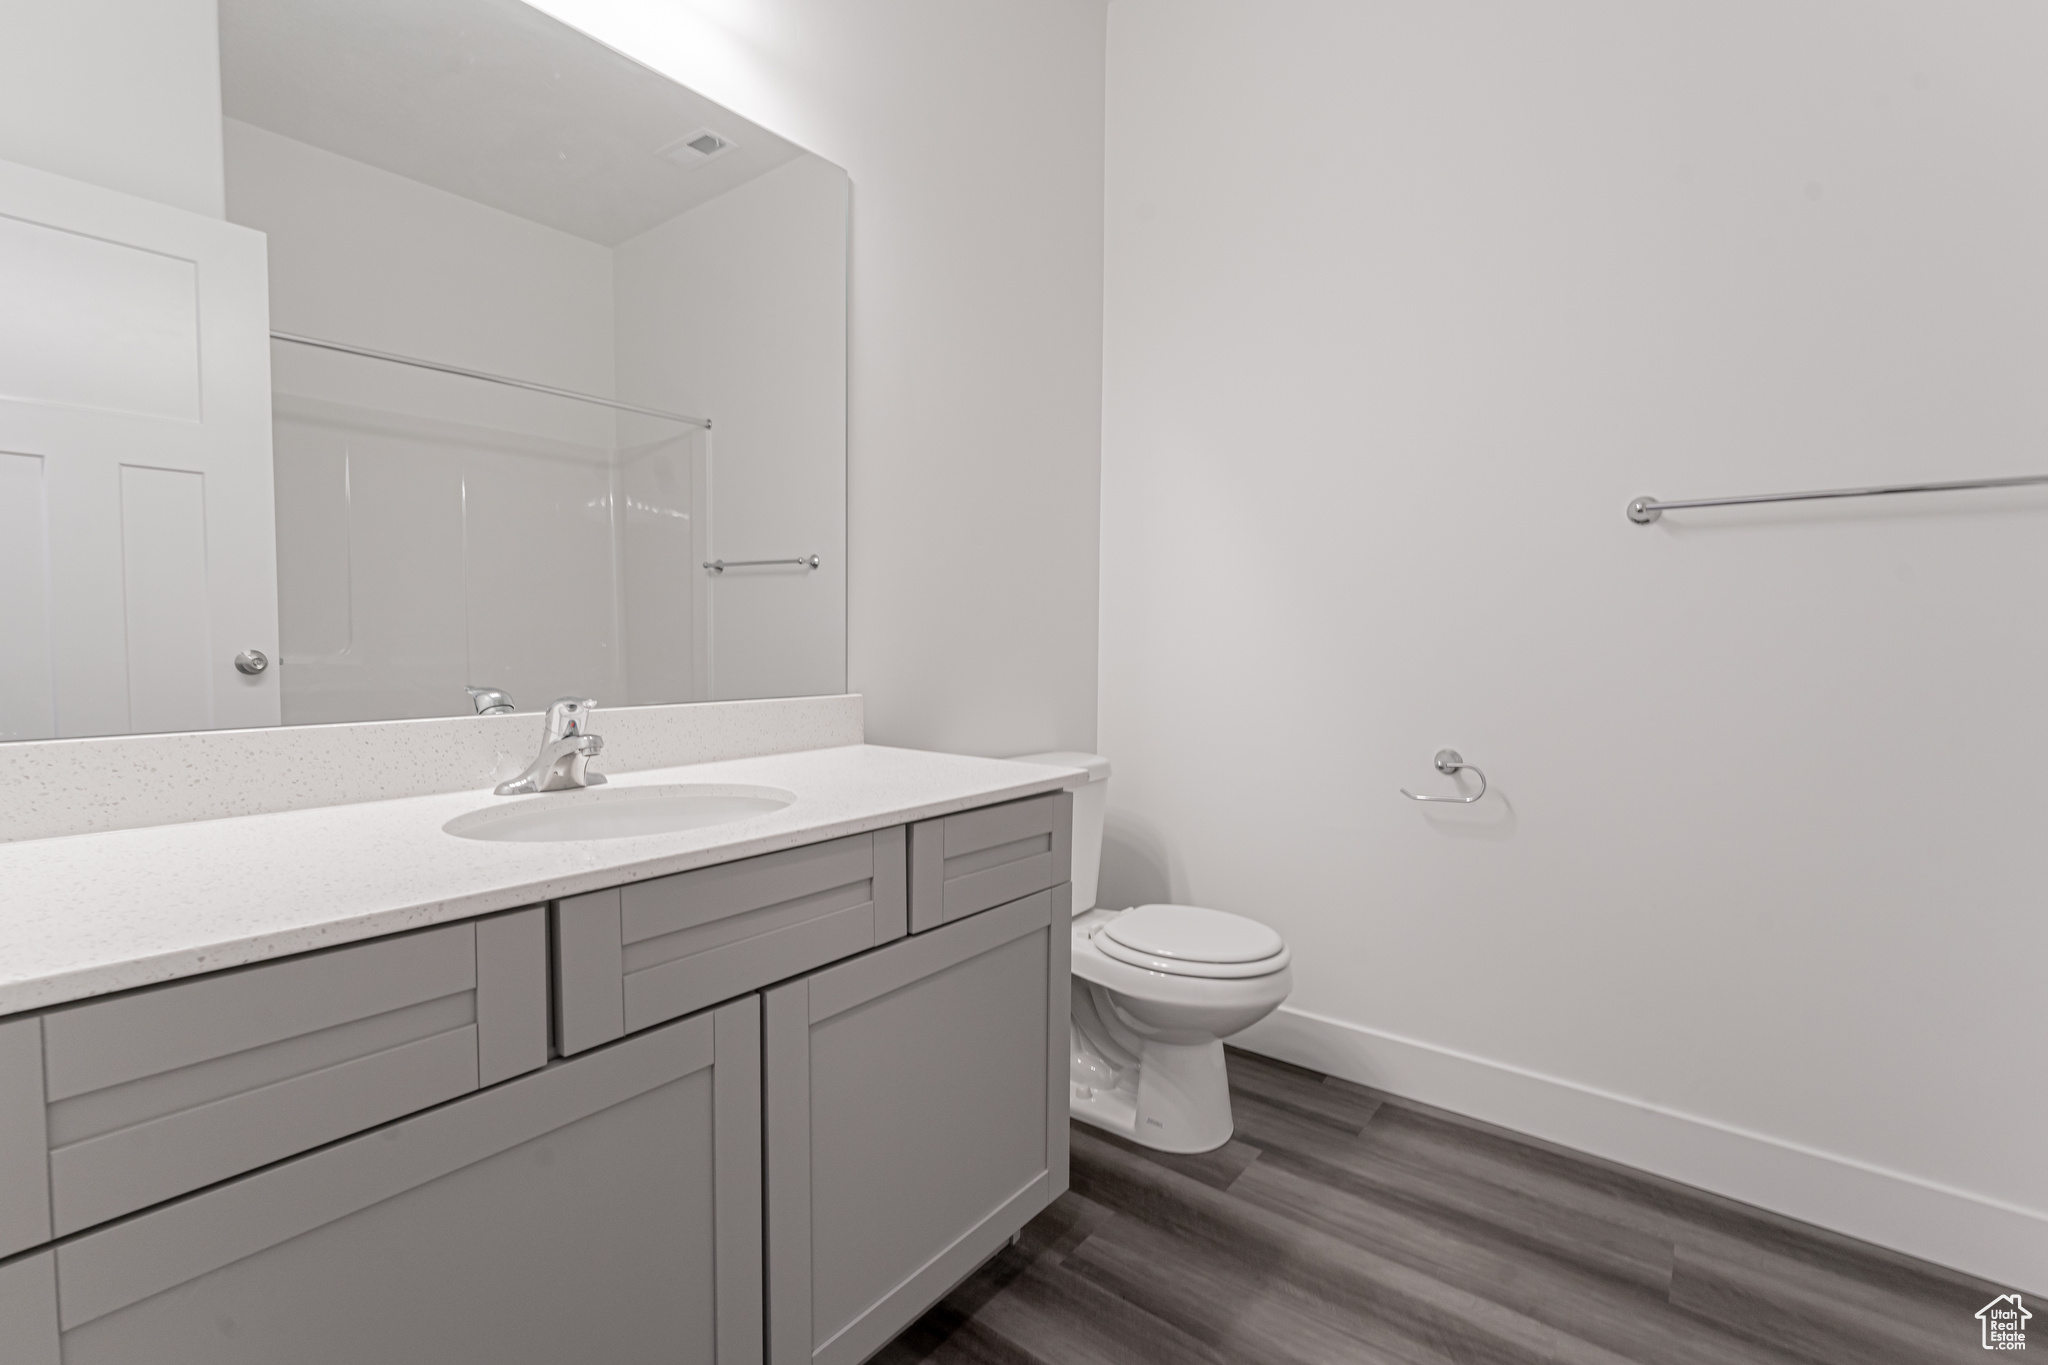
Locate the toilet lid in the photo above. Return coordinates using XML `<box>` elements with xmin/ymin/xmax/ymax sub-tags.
<box><xmin>1096</xmin><ymin>904</ymin><xmax>1287</xmax><ymax>978</ymax></box>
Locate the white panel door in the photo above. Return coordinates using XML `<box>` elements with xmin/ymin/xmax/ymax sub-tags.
<box><xmin>0</xmin><ymin>156</ymin><xmax>278</xmax><ymax>739</ymax></box>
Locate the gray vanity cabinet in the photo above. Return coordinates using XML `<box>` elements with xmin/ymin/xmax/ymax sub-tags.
<box><xmin>555</xmin><ymin>828</ymin><xmax>908</xmax><ymax>1056</ymax></box>
<box><xmin>0</xmin><ymin>1249</ymin><xmax>58</xmax><ymax>1365</ymax></box>
<box><xmin>0</xmin><ymin>789</ymin><xmax>1076</xmax><ymax>1365</ymax></box>
<box><xmin>0</xmin><ymin>907</ymin><xmax>550</xmax><ymax>1260</ymax></box>
<box><xmin>764</xmin><ymin>881</ymin><xmax>1072</xmax><ymax>1365</ymax></box>
<box><xmin>6</xmin><ymin>996</ymin><xmax>764</xmax><ymax>1365</ymax></box>
<box><xmin>907</xmin><ymin>792</ymin><xmax>1070</xmax><ymax>932</ymax></box>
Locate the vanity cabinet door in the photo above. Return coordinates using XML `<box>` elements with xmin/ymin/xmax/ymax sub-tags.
<box><xmin>764</xmin><ymin>884</ymin><xmax>1070</xmax><ymax>1365</ymax></box>
<box><xmin>48</xmin><ymin>998</ymin><xmax>762</xmax><ymax>1365</ymax></box>
<box><xmin>37</xmin><ymin>906</ymin><xmax>547</xmax><ymax>1238</ymax></box>
<box><xmin>0</xmin><ymin>1249</ymin><xmax>58</xmax><ymax>1365</ymax></box>
<box><xmin>0</xmin><ymin>1017</ymin><xmax>51</xmax><ymax>1259</ymax></box>
<box><xmin>907</xmin><ymin>792</ymin><xmax>1072</xmax><ymax>932</ymax></box>
<box><xmin>555</xmin><ymin>827</ymin><xmax>907</xmax><ymax>1056</ymax></box>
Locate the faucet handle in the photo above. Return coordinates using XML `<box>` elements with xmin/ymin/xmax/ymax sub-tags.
<box><xmin>466</xmin><ymin>686</ymin><xmax>515</xmax><ymax>716</ymax></box>
<box><xmin>542</xmin><ymin>696</ymin><xmax>598</xmax><ymax>741</ymax></box>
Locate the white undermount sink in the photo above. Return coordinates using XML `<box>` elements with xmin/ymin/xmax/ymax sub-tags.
<box><xmin>443</xmin><ymin>783</ymin><xmax>796</xmax><ymax>842</ymax></box>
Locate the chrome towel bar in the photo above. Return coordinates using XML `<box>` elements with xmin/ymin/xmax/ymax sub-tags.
<box><xmin>703</xmin><ymin>555</ymin><xmax>821</xmax><ymax>574</ymax></box>
<box><xmin>1627</xmin><ymin>473</ymin><xmax>2048</xmax><ymax>524</ymax></box>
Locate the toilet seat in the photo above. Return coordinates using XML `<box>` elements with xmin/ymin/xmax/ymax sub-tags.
<box><xmin>1072</xmin><ymin>916</ymin><xmax>1293</xmax><ymax>1012</ymax></box>
<box><xmin>1094</xmin><ymin>904</ymin><xmax>1289</xmax><ymax>979</ymax></box>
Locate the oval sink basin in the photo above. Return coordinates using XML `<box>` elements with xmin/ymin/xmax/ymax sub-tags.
<box><xmin>444</xmin><ymin>783</ymin><xmax>795</xmax><ymax>843</ymax></box>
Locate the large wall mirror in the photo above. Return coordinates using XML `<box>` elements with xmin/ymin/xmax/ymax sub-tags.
<box><xmin>0</xmin><ymin>0</ymin><xmax>847</xmax><ymax>742</ymax></box>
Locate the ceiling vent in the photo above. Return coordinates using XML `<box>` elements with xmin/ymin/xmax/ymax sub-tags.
<box><xmin>659</xmin><ymin>128</ymin><xmax>734</xmax><ymax>169</ymax></box>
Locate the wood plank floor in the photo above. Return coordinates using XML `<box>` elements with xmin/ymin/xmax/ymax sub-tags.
<box><xmin>875</xmin><ymin>1048</ymin><xmax>2016</xmax><ymax>1365</ymax></box>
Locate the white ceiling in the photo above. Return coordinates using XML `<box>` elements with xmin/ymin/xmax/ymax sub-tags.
<box><xmin>220</xmin><ymin>0</ymin><xmax>810</xmax><ymax>246</ymax></box>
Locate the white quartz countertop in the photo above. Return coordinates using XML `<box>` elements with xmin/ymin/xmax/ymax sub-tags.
<box><xmin>0</xmin><ymin>744</ymin><xmax>1081</xmax><ymax>1015</ymax></box>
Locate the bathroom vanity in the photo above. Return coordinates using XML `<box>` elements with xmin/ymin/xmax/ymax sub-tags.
<box><xmin>0</xmin><ymin>2</ymin><xmax>1080</xmax><ymax>1355</ymax></box>
<box><xmin>0</xmin><ymin>712</ymin><xmax>1079</xmax><ymax>1365</ymax></box>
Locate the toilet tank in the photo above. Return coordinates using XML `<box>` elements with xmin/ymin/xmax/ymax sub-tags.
<box><xmin>1009</xmin><ymin>752</ymin><xmax>1110</xmax><ymax>913</ymax></box>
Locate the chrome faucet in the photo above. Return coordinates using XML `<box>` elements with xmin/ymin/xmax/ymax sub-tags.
<box><xmin>496</xmin><ymin>697</ymin><xmax>606</xmax><ymax>795</ymax></box>
<box><xmin>466</xmin><ymin>685</ymin><xmax>515</xmax><ymax>716</ymax></box>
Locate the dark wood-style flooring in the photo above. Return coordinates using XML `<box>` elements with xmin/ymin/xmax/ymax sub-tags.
<box><xmin>877</xmin><ymin>1048</ymin><xmax>2014</xmax><ymax>1365</ymax></box>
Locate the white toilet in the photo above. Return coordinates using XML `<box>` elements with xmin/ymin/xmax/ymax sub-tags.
<box><xmin>1013</xmin><ymin>753</ymin><xmax>1293</xmax><ymax>1154</ymax></box>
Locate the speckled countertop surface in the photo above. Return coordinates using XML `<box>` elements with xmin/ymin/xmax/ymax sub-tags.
<box><xmin>0</xmin><ymin>744</ymin><xmax>1081</xmax><ymax>1016</ymax></box>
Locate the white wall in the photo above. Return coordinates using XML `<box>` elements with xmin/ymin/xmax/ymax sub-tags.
<box><xmin>615</xmin><ymin>155</ymin><xmax>849</xmax><ymax>703</ymax></box>
<box><xmin>527</xmin><ymin>0</ymin><xmax>1108</xmax><ymax>756</ymax></box>
<box><xmin>226</xmin><ymin>119</ymin><xmax>616</xmax><ymax>396</ymax></box>
<box><xmin>0</xmin><ymin>0</ymin><xmax>225</xmax><ymax>217</ymax></box>
<box><xmin>1101</xmin><ymin>0</ymin><xmax>2048</xmax><ymax>1287</ymax></box>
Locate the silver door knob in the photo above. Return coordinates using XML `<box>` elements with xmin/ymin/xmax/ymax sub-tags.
<box><xmin>234</xmin><ymin>649</ymin><xmax>269</xmax><ymax>676</ymax></box>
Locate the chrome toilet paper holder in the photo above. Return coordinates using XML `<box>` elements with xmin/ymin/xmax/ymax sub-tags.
<box><xmin>1401</xmin><ymin>749</ymin><xmax>1487</xmax><ymax>804</ymax></box>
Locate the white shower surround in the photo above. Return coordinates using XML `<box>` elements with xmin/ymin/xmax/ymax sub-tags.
<box><xmin>227</xmin><ymin>115</ymin><xmax>846</xmax><ymax>726</ymax></box>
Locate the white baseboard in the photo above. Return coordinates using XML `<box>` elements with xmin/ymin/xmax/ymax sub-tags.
<box><xmin>1230</xmin><ymin>1005</ymin><xmax>2047</xmax><ymax>1293</ymax></box>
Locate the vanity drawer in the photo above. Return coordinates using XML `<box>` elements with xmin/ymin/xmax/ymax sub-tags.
<box><xmin>908</xmin><ymin>792</ymin><xmax>1072</xmax><ymax>933</ymax></box>
<box><xmin>553</xmin><ymin>828</ymin><xmax>908</xmax><ymax>1056</ymax></box>
<box><xmin>25</xmin><ymin>908</ymin><xmax>547</xmax><ymax>1242</ymax></box>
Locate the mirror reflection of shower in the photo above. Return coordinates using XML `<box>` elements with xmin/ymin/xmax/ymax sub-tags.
<box><xmin>221</xmin><ymin>0</ymin><xmax>848</xmax><ymax>727</ymax></box>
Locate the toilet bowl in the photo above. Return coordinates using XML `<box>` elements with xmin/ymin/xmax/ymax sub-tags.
<box><xmin>1011</xmin><ymin>753</ymin><xmax>1292</xmax><ymax>1154</ymax></box>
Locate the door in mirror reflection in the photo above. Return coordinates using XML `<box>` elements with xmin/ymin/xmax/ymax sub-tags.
<box><xmin>0</xmin><ymin>160</ymin><xmax>280</xmax><ymax>742</ymax></box>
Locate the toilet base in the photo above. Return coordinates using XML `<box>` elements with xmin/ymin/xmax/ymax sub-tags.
<box><xmin>1070</xmin><ymin>1032</ymin><xmax>1234</xmax><ymax>1154</ymax></box>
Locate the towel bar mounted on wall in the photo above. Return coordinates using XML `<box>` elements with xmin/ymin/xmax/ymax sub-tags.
<box><xmin>1626</xmin><ymin>473</ymin><xmax>2048</xmax><ymax>524</ymax></box>
<box><xmin>703</xmin><ymin>555</ymin><xmax>821</xmax><ymax>574</ymax></box>
<box><xmin>1401</xmin><ymin>750</ymin><xmax>1487</xmax><ymax>804</ymax></box>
